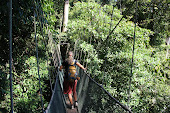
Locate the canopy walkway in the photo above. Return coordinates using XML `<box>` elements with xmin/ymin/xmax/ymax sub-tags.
<box><xmin>7</xmin><ymin>0</ymin><xmax>139</xmax><ymax>113</ymax></box>
<box><xmin>44</xmin><ymin>35</ymin><xmax>132</xmax><ymax>113</ymax></box>
<box><xmin>45</xmin><ymin>67</ymin><xmax>132</xmax><ymax>113</ymax></box>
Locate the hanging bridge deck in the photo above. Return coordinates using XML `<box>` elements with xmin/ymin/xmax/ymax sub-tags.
<box><xmin>65</xmin><ymin>96</ymin><xmax>78</xmax><ymax>113</ymax></box>
<box><xmin>45</xmin><ymin>68</ymin><xmax>131</xmax><ymax>113</ymax></box>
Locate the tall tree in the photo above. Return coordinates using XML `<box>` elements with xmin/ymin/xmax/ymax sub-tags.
<box><xmin>62</xmin><ymin>0</ymin><xmax>69</xmax><ymax>32</ymax></box>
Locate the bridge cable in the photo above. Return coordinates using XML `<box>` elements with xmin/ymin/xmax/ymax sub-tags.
<box><xmin>98</xmin><ymin>0</ymin><xmax>137</xmax><ymax>109</ymax></box>
<box><xmin>92</xmin><ymin>5</ymin><xmax>103</xmax><ymax>80</ymax></box>
<box><xmin>109</xmin><ymin>5</ymin><xmax>116</xmax><ymax>32</ymax></box>
<box><xmin>73</xmin><ymin>6</ymin><xmax>130</xmax><ymax>112</ymax></box>
<box><xmin>9</xmin><ymin>0</ymin><xmax>14</xmax><ymax>112</ymax></box>
<box><xmin>102</xmin><ymin>4</ymin><xmax>116</xmax><ymax>86</ymax></box>
<box><xmin>84</xmin><ymin>71</ymin><xmax>132</xmax><ymax>113</ymax></box>
<box><xmin>128</xmin><ymin>0</ymin><xmax>138</xmax><ymax>107</ymax></box>
<box><xmin>34</xmin><ymin>7</ymin><xmax>44</xmax><ymax>113</ymax></box>
<box><xmin>35</xmin><ymin>0</ymin><xmax>57</xmax><ymax>97</ymax></box>
<box><xmin>88</xmin><ymin>31</ymin><xmax>92</xmax><ymax>74</ymax></box>
<box><xmin>85</xmin><ymin>22</ymin><xmax>91</xmax><ymax>68</ymax></box>
<box><xmin>102</xmin><ymin>6</ymin><xmax>107</xmax><ymax>86</ymax></box>
<box><xmin>36</xmin><ymin>1</ymin><xmax>53</xmax><ymax>93</ymax></box>
<box><xmin>82</xmin><ymin>2</ymin><xmax>133</xmax><ymax>112</ymax></box>
<box><xmin>79</xmin><ymin>32</ymin><xmax>83</xmax><ymax>64</ymax></box>
<box><xmin>105</xmin><ymin>0</ymin><xmax>137</xmax><ymax>41</ymax></box>
<box><xmin>102</xmin><ymin>4</ymin><xmax>116</xmax><ymax>84</ymax></box>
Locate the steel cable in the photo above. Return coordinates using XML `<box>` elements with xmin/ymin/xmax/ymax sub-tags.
<box><xmin>128</xmin><ymin>0</ymin><xmax>138</xmax><ymax>108</ymax></box>
<box><xmin>34</xmin><ymin>9</ymin><xmax>44</xmax><ymax>112</ymax></box>
<box><xmin>9</xmin><ymin>0</ymin><xmax>13</xmax><ymax>112</ymax></box>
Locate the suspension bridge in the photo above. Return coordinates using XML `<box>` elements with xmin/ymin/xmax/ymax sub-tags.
<box><xmin>43</xmin><ymin>35</ymin><xmax>132</xmax><ymax>113</ymax></box>
<box><xmin>8</xmin><ymin>0</ymin><xmax>139</xmax><ymax>113</ymax></box>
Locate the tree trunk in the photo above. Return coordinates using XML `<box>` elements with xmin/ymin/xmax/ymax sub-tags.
<box><xmin>62</xmin><ymin>0</ymin><xmax>69</xmax><ymax>32</ymax></box>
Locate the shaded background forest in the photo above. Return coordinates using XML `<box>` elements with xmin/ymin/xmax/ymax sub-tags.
<box><xmin>0</xmin><ymin>0</ymin><xmax>169</xmax><ymax>113</ymax></box>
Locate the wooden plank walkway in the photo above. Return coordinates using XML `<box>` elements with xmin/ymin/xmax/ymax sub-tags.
<box><xmin>66</xmin><ymin>108</ymin><xmax>78</xmax><ymax>113</ymax></box>
<box><xmin>65</xmin><ymin>96</ymin><xmax>78</xmax><ymax>113</ymax></box>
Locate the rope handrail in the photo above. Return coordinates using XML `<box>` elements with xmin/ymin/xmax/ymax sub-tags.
<box><xmin>84</xmin><ymin>71</ymin><xmax>132</xmax><ymax>113</ymax></box>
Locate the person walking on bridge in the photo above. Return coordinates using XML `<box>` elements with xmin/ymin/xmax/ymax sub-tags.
<box><xmin>59</xmin><ymin>51</ymin><xmax>86</xmax><ymax>109</ymax></box>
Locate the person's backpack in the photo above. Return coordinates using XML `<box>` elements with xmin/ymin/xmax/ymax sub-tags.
<box><xmin>67</xmin><ymin>60</ymin><xmax>79</xmax><ymax>82</ymax></box>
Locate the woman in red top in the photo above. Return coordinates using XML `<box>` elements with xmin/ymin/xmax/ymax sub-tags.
<box><xmin>59</xmin><ymin>51</ymin><xmax>86</xmax><ymax>109</ymax></box>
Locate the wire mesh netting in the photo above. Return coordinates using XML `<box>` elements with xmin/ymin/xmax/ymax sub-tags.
<box><xmin>77</xmin><ymin>69</ymin><xmax>130</xmax><ymax>113</ymax></box>
<box><xmin>45</xmin><ymin>67</ymin><xmax>131</xmax><ymax>113</ymax></box>
<box><xmin>45</xmin><ymin>72</ymin><xmax>66</xmax><ymax>113</ymax></box>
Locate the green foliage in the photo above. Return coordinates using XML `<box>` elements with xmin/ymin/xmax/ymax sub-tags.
<box><xmin>0</xmin><ymin>68</ymin><xmax>10</xmax><ymax>112</ymax></box>
<box><xmin>0</xmin><ymin>55</ymin><xmax>50</xmax><ymax>112</ymax></box>
<box><xmin>0</xmin><ymin>0</ymin><xmax>169</xmax><ymax>113</ymax></box>
<box><xmin>118</xmin><ymin>0</ymin><xmax>169</xmax><ymax>46</ymax></box>
<box><xmin>13</xmin><ymin>56</ymin><xmax>49</xmax><ymax>112</ymax></box>
<box><xmin>0</xmin><ymin>0</ymin><xmax>58</xmax><ymax>112</ymax></box>
<box><xmin>42</xmin><ymin>0</ymin><xmax>64</xmax><ymax>31</ymax></box>
<box><xmin>67</xmin><ymin>1</ymin><xmax>169</xmax><ymax>112</ymax></box>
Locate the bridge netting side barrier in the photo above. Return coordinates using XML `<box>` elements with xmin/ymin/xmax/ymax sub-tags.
<box><xmin>45</xmin><ymin>33</ymin><xmax>132</xmax><ymax>113</ymax></box>
<box><xmin>77</xmin><ymin>69</ymin><xmax>131</xmax><ymax>113</ymax></box>
<box><xmin>45</xmin><ymin>30</ymin><xmax>66</xmax><ymax>113</ymax></box>
<box><xmin>45</xmin><ymin>71</ymin><xmax>66</xmax><ymax>113</ymax></box>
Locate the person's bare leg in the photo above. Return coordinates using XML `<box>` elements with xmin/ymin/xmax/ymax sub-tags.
<box><xmin>73</xmin><ymin>91</ymin><xmax>78</xmax><ymax>107</ymax></box>
<box><xmin>68</xmin><ymin>94</ymin><xmax>73</xmax><ymax>105</ymax></box>
<box><xmin>73</xmin><ymin>92</ymin><xmax>77</xmax><ymax>101</ymax></box>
